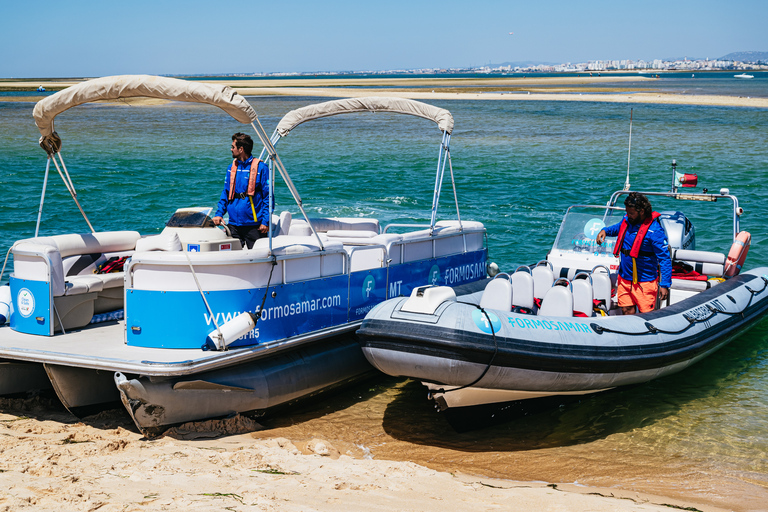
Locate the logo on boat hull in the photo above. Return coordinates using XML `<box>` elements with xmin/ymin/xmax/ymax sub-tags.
<box><xmin>472</xmin><ymin>309</ymin><xmax>501</xmax><ymax>334</ymax></box>
<box><xmin>362</xmin><ymin>275</ymin><xmax>375</xmax><ymax>299</ymax></box>
<box><xmin>17</xmin><ymin>288</ymin><xmax>34</xmax><ymax>318</ymax></box>
<box><xmin>429</xmin><ymin>265</ymin><xmax>440</xmax><ymax>285</ymax></box>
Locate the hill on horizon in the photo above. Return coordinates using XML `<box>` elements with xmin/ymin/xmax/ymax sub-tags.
<box><xmin>720</xmin><ymin>51</ymin><xmax>768</xmax><ymax>62</ymax></box>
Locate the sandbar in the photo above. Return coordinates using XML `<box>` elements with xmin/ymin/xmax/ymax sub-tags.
<box><xmin>2</xmin><ymin>76</ymin><xmax>765</xmax><ymax>108</ymax></box>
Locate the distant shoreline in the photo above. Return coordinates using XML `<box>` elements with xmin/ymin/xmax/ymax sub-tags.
<box><xmin>1</xmin><ymin>75</ymin><xmax>766</xmax><ymax>109</ymax></box>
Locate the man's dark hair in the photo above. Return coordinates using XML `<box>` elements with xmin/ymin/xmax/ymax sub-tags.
<box><xmin>232</xmin><ymin>132</ymin><xmax>253</xmax><ymax>156</ymax></box>
<box><xmin>624</xmin><ymin>191</ymin><xmax>652</xmax><ymax>218</ymax></box>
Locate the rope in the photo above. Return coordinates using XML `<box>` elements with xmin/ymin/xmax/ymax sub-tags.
<box><xmin>253</xmin><ymin>257</ymin><xmax>278</xmax><ymax>332</ymax></box>
<box><xmin>184</xmin><ymin>250</ymin><xmax>223</xmax><ymax>349</ymax></box>
<box><xmin>0</xmin><ymin>245</ymin><xmax>13</xmax><ymax>286</ymax></box>
<box><xmin>591</xmin><ymin>276</ymin><xmax>768</xmax><ymax>336</ymax></box>
<box><xmin>435</xmin><ymin>300</ymin><xmax>499</xmax><ymax>394</ymax></box>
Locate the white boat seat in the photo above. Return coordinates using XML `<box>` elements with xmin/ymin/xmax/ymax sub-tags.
<box><xmin>671</xmin><ymin>249</ymin><xmax>726</xmax><ymax>277</ymax></box>
<box><xmin>572</xmin><ymin>274</ymin><xmax>594</xmax><ymax>317</ymax></box>
<box><xmin>64</xmin><ymin>275</ymin><xmax>104</xmax><ymax>295</ymax></box>
<box><xmin>95</xmin><ymin>272</ymin><xmax>125</xmax><ymax>289</ymax></box>
<box><xmin>12</xmin><ymin>232</ymin><xmax>138</xmax><ymax>298</ymax></box>
<box><xmin>532</xmin><ymin>263</ymin><xmax>555</xmax><ymax>300</ymax></box>
<box><xmin>479</xmin><ymin>278</ymin><xmax>513</xmax><ymax>312</ymax></box>
<box><xmin>326</xmin><ymin>230</ymin><xmax>377</xmax><ymax>238</ymax></box>
<box><xmin>510</xmin><ymin>270</ymin><xmax>535</xmax><ymax>310</ymax></box>
<box><xmin>671</xmin><ymin>278</ymin><xmax>712</xmax><ymax>292</ymax></box>
<box><xmin>591</xmin><ymin>266</ymin><xmax>613</xmax><ymax>306</ymax></box>
<box><xmin>538</xmin><ymin>280</ymin><xmax>573</xmax><ymax>317</ymax></box>
<box><xmin>300</xmin><ymin>217</ymin><xmax>380</xmax><ymax>233</ymax></box>
<box><xmin>135</xmin><ymin>232</ymin><xmax>182</xmax><ymax>252</ymax></box>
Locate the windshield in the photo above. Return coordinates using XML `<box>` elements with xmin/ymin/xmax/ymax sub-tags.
<box><xmin>165</xmin><ymin>208</ymin><xmax>215</xmax><ymax>228</ymax></box>
<box><xmin>552</xmin><ymin>205</ymin><xmax>625</xmax><ymax>255</ymax></box>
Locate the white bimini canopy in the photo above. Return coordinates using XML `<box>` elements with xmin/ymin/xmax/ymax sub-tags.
<box><xmin>33</xmin><ymin>75</ymin><xmax>258</xmax><ymax>147</ymax></box>
<box><xmin>275</xmin><ymin>96</ymin><xmax>454</xmax><ymax>137</ymax></box>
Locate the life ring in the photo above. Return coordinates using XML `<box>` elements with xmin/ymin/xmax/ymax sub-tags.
<box><xmin>724</xmin><ymin>231</ymin><xmax>751</xmax><ymax>277</ymax></box>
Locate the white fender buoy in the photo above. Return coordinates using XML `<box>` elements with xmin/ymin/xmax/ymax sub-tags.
<box><xmin>203</xmin><ymin>312</ymin><xmax>258</xmax><ymax>350</ymax></box>
<box><xmin>725</xmin><ymin>231</ymin><xmax>751</xmax><ymax>277</ymax></box>
<box><xmin>0</xmin><ymin>285</ymin><xmax>11</xmax><ymax>325</ymax></box>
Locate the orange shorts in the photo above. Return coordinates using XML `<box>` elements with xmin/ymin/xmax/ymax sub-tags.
<box><xmin>616</xmin><ymin>275</ymin><xmax>658</xmax><ymax>313</ymax></box>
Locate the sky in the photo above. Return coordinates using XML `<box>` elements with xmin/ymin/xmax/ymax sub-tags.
<box><xmin>1</xmin><ymin>0</ymin><xmax>766</xmax><ymax>78</ymax></box>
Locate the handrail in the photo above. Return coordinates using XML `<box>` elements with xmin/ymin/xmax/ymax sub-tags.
<box><xmin>608</xmin><ymin>190</ymin><xmax>741</xmax><ymax>239</ymax></box>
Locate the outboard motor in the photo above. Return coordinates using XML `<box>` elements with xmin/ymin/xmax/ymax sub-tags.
<box><xmin>658</xmin><ymin>211</ymin><xmax>695</xmax><ymax>250</ymax></box>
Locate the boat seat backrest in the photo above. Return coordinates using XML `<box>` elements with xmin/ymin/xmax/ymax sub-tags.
<box><xmin>28</xmin><ymin>231</ymin><xmax>141</xmax><ymax>258</ymax></box>
<box><xmin>510</xmin><ymin>271</ymin><xmax>535</xmax><ymax>309</ymax></box>
<box><xmin>591</xmin><ymin>269</ymin><xmax>613</xmax><ymax>305</ymax></box>
<box><xmin>532</xmin><ymin>265</ymin><xmax>555</xmax><ymax>300</ymax></box>
<box><xmin>270</xmin><ymin>211</ymin><xmax>292</xmax><ymax>236</ymax></box>
<box><xmin>571</xmin><ymin>277</ymin><xmax>594</xmax><ymax>317</ymax></box>
<box><xmin>671</xmin><ymin>248</ymin><xmax>726</xmax><ymax>277</ymax></box>
<box><xmin>288</xmin><ymin>217</ymin><xmax>379</xmax><ymax>238</ymax></box>
<box><xmin>12</xmin><ymin>231</ymin><xmax>140</xmax><ymax>297</ymax></box>
<box><xmin>309</xmin><ymin>217</ymin><xmax>380</xmax><ymax>233</ymax></box>
<box><xmin>538</xmin><ymin>283</ymin><xmax>573</xmax><ymax>318</ymax></box>
<box><xmin>479</xmin><ymin>278</ymin><xmax>513</xmax><ymax>312</ymax></box>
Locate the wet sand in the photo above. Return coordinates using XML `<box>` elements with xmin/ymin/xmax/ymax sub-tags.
<box><xmin>2</xmin><ymin>76</ymin><xmax>766</xmax><ymax>108</ymax></box>
<box><xmin>0</xmin><ymin>381</ymin><xmax>751</xmax><ymax>512</ymax></box>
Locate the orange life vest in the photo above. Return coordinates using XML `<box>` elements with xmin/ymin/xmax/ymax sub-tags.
<box><xmin>613</xmin><ymin>211</ymin><xmax>661</xmax><ymax>283</ymax></box>
<box><xmin>227</xmin><ymin>158</ymin><xmax>261</xmax><ymax>202</ymax></box>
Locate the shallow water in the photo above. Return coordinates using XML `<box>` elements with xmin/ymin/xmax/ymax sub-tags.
<box><xmin>1</xmin><ymin>89</ymin><xmax>767</xmax><ymax>509</ymax></box>
<box><xmin>255</xmin><ymin>321</ymin><xmax>768</xmax><ymax>509</ymax></box>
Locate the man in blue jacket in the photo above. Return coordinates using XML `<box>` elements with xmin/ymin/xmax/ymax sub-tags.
<box><xmin>212</xmin><ymin>133</ymin><xmax>270</xmax><ymax>249</ymax></box>
<box><xmin>596</xmin><ymin>192</ymin><xmax>672</xmax><ymax>315</ymax></box>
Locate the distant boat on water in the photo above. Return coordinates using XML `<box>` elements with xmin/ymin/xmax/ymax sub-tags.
<box><xmin>36</xmin><ymin>86</ymin><xmax>45</xmax><ymax>92</ymax></box>
<box><xmin>734</xmin><ymin>73</ymin><xmax>755</xmax><ymax>79</ymax></box>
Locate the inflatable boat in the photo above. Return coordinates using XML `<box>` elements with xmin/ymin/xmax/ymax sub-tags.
<box><xmin>358</xmin><ymin>175</ymin><xmax>768</xmax><ymax>415</ymax></box>
<box><xmin>0</xmin><ymin>76</ymin><xmax>487</xmax><ymax>436</ymax></box>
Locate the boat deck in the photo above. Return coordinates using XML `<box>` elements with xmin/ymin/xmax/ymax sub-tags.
<box><xmin>0</xmin><ymin>320</ymin><xmax>357</xmax><ymax>377</ymax></box>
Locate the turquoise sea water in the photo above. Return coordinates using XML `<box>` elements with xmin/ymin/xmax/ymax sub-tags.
<box><xmin>1</xmin><ymin>86</ymin><xmax>767</xmax><ymax>507</ymax></box>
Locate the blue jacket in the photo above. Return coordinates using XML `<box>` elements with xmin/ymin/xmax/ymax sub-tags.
<box><xmin>603</xmin><ymin>215</ymin><xmax>673</xmax><ymax>288</ymax></box>
<box><xmin>215</xmin><ymin>156</ymin><xmax>270</xmax><ymax>226</ymax></box>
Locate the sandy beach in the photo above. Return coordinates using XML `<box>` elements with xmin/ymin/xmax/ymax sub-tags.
<box><xmin>2</xmin><ymin>75</ymin><xmax>766</xmax><ymax>108</ymax></box>
<box><xmin>0</xmin><ymin>393</ymin><xmax>729</xmax><ymax>512</ymax></box>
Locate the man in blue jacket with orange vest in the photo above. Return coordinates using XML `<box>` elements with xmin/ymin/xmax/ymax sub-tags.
<box><xmin>596</xmin><ymin>192</ymin><xmax>672</xmax><ymax>315</ymax></box>
<box><xmin>212</xmin><ymin>133</ymin><xmax>270</xmax><ymax>249</ymax></box>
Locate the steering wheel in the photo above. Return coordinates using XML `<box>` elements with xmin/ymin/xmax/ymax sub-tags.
<box><xmin>218</xmin><ymin>222</ymin><xmax>233</xmax><ymax>238</ymax></box>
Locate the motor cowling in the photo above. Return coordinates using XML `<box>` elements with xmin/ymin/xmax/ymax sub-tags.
<box><xmin>658</xmin><ymin>211</ymin><xmax>695</xmax><ymax>250</ymax></box>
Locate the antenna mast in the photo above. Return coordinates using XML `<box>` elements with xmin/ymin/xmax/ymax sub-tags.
<box><xmin>624</xmin><ymin>108</ymin><xmax>633</xmax><ymax>191</ymax></box>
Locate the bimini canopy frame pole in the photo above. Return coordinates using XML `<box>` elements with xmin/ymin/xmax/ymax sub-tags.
<box><xmin>34</xmin><ymin>158</ymin><xmax>52</xmax><ymax>237</ymax></box>
<box><xmin>250</xmin><ymin>120</ymin><xmax>326</xmax><ymax>251</ymax></box>
<box><xmin>32</xmin><ymin>75</ymin><xmax>260</xmax><ymax>235</ymax></box>
<box><xmin>274</xmin><ymin>96</ymin><xmax>456</xmax><ymax>235</ymax></box>
<box><xmin>429</xmin><ymin>131</ymin><xmax>453</xmax><ymax>234</ymax></box>
<box><xmin>51</xmin><ymin>151</ymin><xmax>95</xmax><ymax>233</ymax></box>
<box><xmin>446</xmin><ymin>140</ymin><xmax>462</xmax><ymax>231</ymax></box>
<box><xmin>36</xmin><ymin>133</ymin><xmax>95</xmax><ymax>234</ymax></box>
